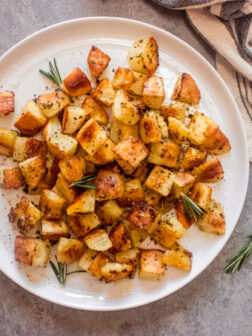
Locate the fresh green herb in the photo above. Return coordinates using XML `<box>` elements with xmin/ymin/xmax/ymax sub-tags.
<box><xmin>39</xmin><ymin>58</ymin><xmax>62</xmax><ymax>87</ymax></box>
<box><xmin>49</xmin><ymin>256</ymin><xmax>86</xmax><ymax>286</ymax></box>
<box><xmin>69</xmin><ymin>174</ymin><xmax>98</xmax><ymax>190</ymax></box>
<box><xmin>181</xmin><ymin>192</ymin><xmax>207</xmax><ymax>222</ymax></box>
<box><xmin>224</xmin><ymin>235</ymin><xmax>252</xmax><ymax>274</ymax></box>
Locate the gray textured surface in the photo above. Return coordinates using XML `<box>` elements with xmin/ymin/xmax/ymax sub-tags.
<box><xmin>0</xmin><ymin>1</ymin><xmax>251</xmax><ymax>335</ymax></box>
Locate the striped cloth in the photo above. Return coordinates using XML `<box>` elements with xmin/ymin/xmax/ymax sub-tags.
<box><xmin>151</xmin><ymin>0</ymin><xmax>252</xmax><ymax>160</ymax></box>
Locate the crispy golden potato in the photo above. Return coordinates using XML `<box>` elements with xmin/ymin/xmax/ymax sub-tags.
<box><xmin>40</xmin><ymin>189</ymin><xmax>67</xmax><ymax>219</ymax></box>
<box><xmin>200</xmin><ymin>128</ymin><xmax>231</xmax><ymax>155</ymax></box>
<box><xmin>46</xmin><ymin>133</ymin><xmax>78</xmax><ymax>160</ymax></box>
<box><xmin>144</xmin><ymin>187</ymin><xmax>162</xmax><ymax>207</ymax></box>
<box><xmin>67</xmin><ymin>213</ymin><xmax>100</xmax><ymax>238</ymax></box>
<box><xmin>88</xmin><ymin>253</ymin><xmax>111</xmax><ymax>280</ymax></box>
<box><xmin>0</xmin><ymin>91</ymin><xmax>14</xmax><ymax>116</ymax></box>
<box><xmin>67</xmin><ymin>189</ymin><xmax>95</xmax><ymax>215</ymax></box>
<box><xmin>126</xmin><ymin>71</ymin><xmax>147</xmax><ymax>95</ymax></box>
<box><xmin>139</xmin><ymin>249</ymin><xmax>165</xmax><ymax>280</ymax></box>
<box><xmin>145</xmin><ymin>165</ymin><xmax>175</xmax><ymax>196</ymax></box>
<box><xmin>84</xmin><ymin>229</ymin><xmax>112</xmax><ymax>251</ymax></box>
<box><xmin>115</xmin><ymin>248</ymin><xmax>140</xmax><ymax>278</ymax></box>
<box><xmin>125</xmin><ymin>222</ymin><xmax>148</xmax><ymax>247</ymax></box>
<box><xmin>41</xmin><ymin>219</ymin><xmax>70</xmax><ymax>240</ymax></box>
<box><xmin>92</xmin><ymin>78</ymin><xmax>115</xmax><ymax>107</ymax></box>
<box><xmin>56</xmin><ymin>172</ymin><xmax>78</xmax><ymax>203</ymax></box>
<box><xmin>38</xmin><ymin>91</ymin><xmax>70</xmax><ymax>118</ymax></box>
<box><xmin>0</xmin><ymin>167</ymin><xmax>24</xmax><ymax>189</ymax></box>
<box><xmin>175</xmin><ymin>197</ymin><xmax>194</xmax><ymax>229</ymax></box>
<box><xmin>79</xmin><ymin>249</ymin><xmax>98</xmax><ymax>271</ymax></box>
<box><xmin>19</xmin><ymin>155</ymin><xmax>46</xmax><ymax>189</ymax></box>
<box><xmin>139</xmin><ymin>111</ymin><xmax>167</xmax><ymax>143</ymax></box>
<box><xmin>88</xmin><ymin>46</ymin><xmax>111</xmax><ymax>78</ymax></box>
<box><xmin>110</xmin><ymin>120</ymin><xmax>139</xmax><ymax>144</ymax></box>
<box><xmin>63</xmin><ymin>67</ymin><xmax>92</xmax><ymax>96</ymax></box>
<box><xmin>0</xmin><ymin>127</ymin><xmax>17</xmax><ymax>157</ymax></box>
<box><xmin>62</xmin><ymin>106</ymin><xmax>86</xmax><ymax>134</ymax></box>
<box><xmin>148</xmin><ymin>141</ymin><xmax>180</xmax><ymax>168</ymax></box>
<box><xmin>13</xmin><ymin>137</ymin><xmax>44</xmax><ymax>162</ymax></box>
<box><xmin>85</xmin><ymin>138</ymin><xmax>115</xmax><ymax>165</ymax></box>
<box><xmin>160</xmin><ymin>102</ymin><xmax>186</xmax><ymax>122</ymax></box>
<box><xmin>142</xmin><ymin>76</ymin><xmax>165</xmax><ymax>109</ymax></box>
<box><xmin>96</xmin><ymin>200</ymin><xmax>123</xmax><ymax>225</ymax></box>
<box><xmin>112</xmin><ymin>67</ymin><xmax>135</xmax><ymax>89</ymax></box>
<box><xmin>171</xmin><ymin>73</ymin><xmax>200</xmax><ymax>105</ymax></box>
<box><xmin>192</xmin><ymin>158</ymin><xmax>224</xmax><ymax>183</ymax></box>
<box><xmin>118</xmin><ymin>178</ymin><xmax>144</xmax><ymax>207</ymax></box>
<box><xmin>59</xmin><ymin>155</ymin><xmax>85</xmax><ymax>183</ymax></box>
<box><xmin>127</xmin><ymin>37</ymin><xmax>158</xmax><ymax>75</ymax></box>
<box><xmin>196</xmin><ymin>199</ymin><xmax>225</xmax><ymax>235</ymax></box>
<box><xmin>42</xmin><ymin>116</ymin><xmax>61</xmax><ymax>141</ymax></box>
<box><xmin>15</xmin><ymin>237</ymin><xmax>51</xmax><ymax>266</ymax></box>
<box><xmin>95</xmin><ymin>169</ymin><xmax>124</xmax><ymax>201</ymax></box>
<box><xmin>112</xmin><ymin>89</ymin><xmax>140</xmax><ymax>125</ymax></box>
<box><xmin>172</xmin><ymin>172</ymin><xmax>195</xmax><ymax>198</ymax></box>
<box><xmin>162</xmin><ymin>242</ymin><xmax>192</xmax><ymax>271</ymax></box>
<box><xmin>76</xmin><ymin>118</ymin><xmax>107</xmax><ymax>156</ymax></box>
<box><xmin>101</xmin><ymin>263</ymin><xmax>133</xmax><ymax>282</ymax></box>
<box><xmin>82</xmin><ymin>96</ymin><xmax>109</xmax><ymax>125</ymax></box>
<box><xmin>8</xmin><ymin>196</ymin><xmax>42</xmax><ymax>234</ymax></box>
<box><xmin>57</xmin><ymin>237</ymin><xmax>85</xmax><ymax>264</ymax></box>
<box><xmin>181</xmin><ymin>147</ymin><xmax>207</xmax><ymax>170</ymax></box>
<box><xmin>109</xmin><ymin>222</ymin><xmax>131</xmax><ymax>252</ymax></box>
<box><xmin>168</xmin><ymin>117</ymin><xmax>189</xmax><ymax>144</ymax></box>
<box><xmin>132</xmin><ymin>160</ymin><xmax>149</xmax><ymax>183</ymax></box>
<box><xmin>191</xmin><ymin>182</ymin><xmax>212</xmax><ymax>211</ymax></box>
<box><xmin>14</xmin><ymin>99</ymin><xmax>47</xmax><ymax>136</ymax></box>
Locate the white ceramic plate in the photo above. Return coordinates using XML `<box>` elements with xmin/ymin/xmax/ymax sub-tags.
<box><xmin>0</xmin><ymin>17</ymin><xmax>249</xmax><ymax>311</ymax></box>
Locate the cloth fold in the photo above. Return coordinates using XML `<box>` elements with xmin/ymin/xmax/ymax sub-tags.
<box><xmin>151</xmin><ymin>0</ymin><xmax>252</xmax><ymax>160</ymax></box>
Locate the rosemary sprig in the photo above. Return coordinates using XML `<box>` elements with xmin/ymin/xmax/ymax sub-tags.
<box><xmin>39</xmin><ymin>58</ymin><xmax>62</xmax><ymax>87</ymax></box>
<box><xmin>224</xmin><ymin>235</ymin><xmax>252</xmax><ymax>274</ymax></box>
<box><xmin>181</xmin><ymin>192</ymin><xmax>207</xmax><ymax>222</ymax></box>
<box><xmin>69</xmin><ymin>175</ymin><xmax>98</xmax><ymax>190</ymax></box>
<box><xmin>50</xmin><ymin>256</ymin><xmax>86</xmax><ymax>286</ymax></box>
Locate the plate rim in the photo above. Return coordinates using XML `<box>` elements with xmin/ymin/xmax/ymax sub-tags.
<box><xmin>0</xmin><ymin>16</ymin><xmax>249</xmax><ymax>311</ymax></box>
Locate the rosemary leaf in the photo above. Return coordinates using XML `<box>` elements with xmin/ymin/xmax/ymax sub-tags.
<box><xmin>181</xmin><ymin>192</ymin><xmax>207</xmax><ymax>222</ymax></box>
<box><xmin>39</xmin><ymin>58</ymin><xmax>62</xmax><ymax>87</ymax></box>
<box><xmin>69</xmin><ymin>175</ymin><xmax>98</xmax><ymax>190</ymax></box>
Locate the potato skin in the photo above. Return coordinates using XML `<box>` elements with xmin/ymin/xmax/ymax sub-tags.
<box><xmin>200</xmin><ymin>128</ymin><xmax>231</xmax><ymax>155</ymax></box>
<box><xmin>88</xmin><ymin>46</ymin><xmax>111</xmax><ymax>78</ymax></box>
<box><xmin>109</xmin><ymin>222</ymin><xmax>131</xmax><ymax>252</ymax></box>
<box><xmin>192</xmin><ymin>158</ymin><xmax>224</xmax><ymax>183</ymax></box>
<box><xmin>63</xmin><ymin>67</ymin><xmax>92</xmax><ymax>96</ymax></box>
<box><xmin>128</xmin><ymin>200</ymin><xmax>159</xmax><ymax>232</ymax></box>
<box><xmin>0</xmin><ymin>91</ymin><xmax>14</xmax><ymax>116</ymax></box>
<box><xmin>95</xmin><ymin>169</ymin><xmax>124</xmax><ymax>201</ymax></box>
<box><xmin>171</xmin><ymin>73</ymin><xmax>200</xmax><ymax>105</ymax></box>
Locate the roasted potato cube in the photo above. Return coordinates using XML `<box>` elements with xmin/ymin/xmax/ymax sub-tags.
<box><xmin>59</xmin><ymin>155</ymin><xmax>85</xmax><ymax>183</ymax></box>
<box><xmin>92</xmin><ymin>78</ymin><xmax>115</xmax><ymax>107</ymax></box>
<box><xmin>126</xmin><ymin>222</ymin><xmax>148</xmax><ymax>247</ymax></box>
<box><xmin>152</xmin><ymin>216</ymin><xmax>186</xmax><ymax>248</ymax></box>
<box><xmin>67</xmin><ymin>213</ymin><xmax>100</xmax><ymax>238</ymax></box>
<box><xmin>13</xmin><ymin>137</ymin><xmax>44</xmax><ymax>162</ymax></box>
<box><xmin>57</xmin><ymin>237</ymin><xmax>85</xmax><ymax>264</ymax></box>
<box><xmin>84</xmin><ymin>229</ymin><xmax>112</xmax><ymax>251</ymax></box>
<box><xmin>15</xmin><ymin>237</ymin><xmax>51</xmax><ymax>266</ymax></box>
<box><xmin>181</xmin><ymin>147</ymin><xmax>207</xmax><ymax>170</ymax></box>
<box><xmin>63</xmin><ymin>67</ymin><xmax>92</xmax><ymax>96</ymax></box>
<box><xmin>95</xmin><ymin>170</ymin><xmax>124</xmax><ymax>201</ymax></box>
<box><xmin>14</xmin><ymin>99</ymin><xmax>47</xmax><ymax>136</ymax></box>
<box><xmin>42</xmin><ymin>116</ymin><xmax>61</xmax><ymax>141</ymax></box>
<box><xmin>144</xmin><ymin>188</ymin><xmax>162</xmax><ymax>207</ymax></box>
<box><xmin>126</xmin><ymin>71</ymin><xmax>147</xmax><ymax>95</ymax></box>
<box><xmin>191</xmin><ymin>182</ymin><xmax>212</xmax><ymax>211</ymax></box>
<box><xmin>192</xmin><ymin>158</ymin><xmax>224</xmax><ymax>183</ymax></box>
<box><xmin>171</xmin><ymin>73</ymin><xmax>200</xmax><ymax>105</ymax></box>
<box><xmin>196</xmin><ymin>199</ymin><xmax>225</xmax><ymax>235</ymax></box>
<box><xmin>85</xmin><ymin>138</ymin><xmax>115</xmax><ymax>165</ymax></box>
<box><xmin>142</xmin><ymin>76</ymin><xmax>165</xmax><ymax>109</ymax></box>
<box><xmin>145</xmin><ymin>165</ymin><xmax>175</xmax><ymax>196</ymax></box>
<box><xmin>128</xmin><ymin>200</ymin><xmax>160</xmax><ymax>233</ymax></box>
<box><xmin>112</xmin><ymin>67</ymin><xmax>135</xmax><ymax>89</ymax></box>
<box><xmin>82</xmin><ymin>96</ymin><xmax>109</xmax><ymax>125</ymax></box>
<box><xmin>87</xmin><ymin>46</ymin><xmax>111</xmax><ymax>78</ymax></box>
<box><xmin>67</xmin><ymin>189</ymin><xmax>95</xmax><ymax>215</ymax></box>
<box><xmin>46</xmin><ymin>134</ymin><xmax>78</xmax><ymax>160</ymax></box>
<box><xmin>127</xmin><ymin>37</ymin><xmax>158</xmax><ymax>75</ymax></box>
<box><xmin>55</xmin><ymin>172</ymin><xmax>78</xmax><ymax>203</ymax></box>
<box><xmin>175</xmin><ymin>197</ymin><xmax>194</xmax><ymax>229</ymax></box>
<box><xmin>19</xmin><ymin>155</ymin><xmax>46</xmax><ymax>189</ymax></box>
<box><xmin>62</xmin><ymin>106</ymin><xmax>86</xmax><ymax>134</ymax></box>
<box><xmin>40</xmin><ymin>189</ymin><xmax>66</xmax><ymax>219</ymax></box>
<box><xmin>79</xmin><ymin>249</ymin><xmax>97</xmax><ymax>271</ymax></box>
<box><xmin>112</xmin><ymin>89</ymin><xmax>140</xmax><ymax>125</ymax></box>
<box><xmin>101</xmin><ymin>262</ymin><xmax>133</xmax><ymax>282</ymax></box>
<box><xmin>77</xmin><ymin>118</ymin><xmax>107</xmax><ymax>156</ymax></box>
<box><xmin>115</xmin><ymin>248</ymin><xmax>140</xmax><ymax>278</ymax></box>
<box><xmin>38</xmin><ymin>91</ymin><xmax>70</xmax><ymax>118</ymax></box>
<box><xmin>148</xmin><ymin>141</ymin><xmax>180</xmax><ymax>168</ymax></box>
<box><xmin>27</xmin><ymin>179</ymin><xmax>51</xmax><ymax>195</ymax></box>
<box><xmin>200</xmin><ymin>128</ymin><xmax>231</xmax><ymax>155</ymax></box>
<box><xmin>110</xmin><ymin>120</ymin><xmax>139</xmax><ymax>144</ymax></box>
<box><xmin>160</xmin><ymin>102</ymin><xmax>186</xmax><ymax>122</ymax></box>
<box><xmin>162</xmin><ymin>242</ymin><xmax>192</xmax><ymax>271</ymax></box>
<box><xmin>188</xmin><ymin>112</ymin><xmax>219</xmax><ymax>145</ymax></box>
<box><xmin>168</xmin><ymin>117</ymin><xmax>189</xmax><ymax>144</ymax></box>
<box><xmin>132</xmin><ymin>160</ymin><xmax>149</xmax><ymax>184</ymax></box>
<box><xmin>0</xmin><ymin>91</ymin><xmax>14</xmax><ymax>116</ymax></box>
<box><xmin>41</xmin><ymin>219</ymin><xmax>70</xmax><ymax>240</ymax></box>
<box><xmin>113</xmin><ymin>137</ymin><xmax>148</xmax><ymax>172</ymax></box>
<box><xmin>88</xmin><ymin>253</ymin><xmax>111</xmax><ymax>280</ymax></box>
<box><xmin>0</xmin><ymin>167</ymin><xmax>24</xmax><ymax>189</ymax></box>
<box><xmin>109</xmin><ymin>222</ymin><xmax>131</xmax><ymax>252</ymax></box>
<box><xmin>139</xmin><ymin>249</ymin><xmax>165</xmax><ymax>280</ymax></box>
<box><xmin>172</xmin><ymin>172</ymin><xmax>195</xmax><ymax>198</ymax></box>
<box><xmin>139</xmin><ymin>111</ymin><xmax>167</xmax><ymax>143</ymax></box>
<box><xmin>8</xmin><ymin>196</ymin><xmax>42</xmax><ymax>234</ymax></box>
<box><xmin>96</xmin><ymin>200</ymin><xmax>123</xmax><ymax>225</ymax></box>
<box><xmin>118</xmin><ymin>178</ymin><xmax>144</xmax><ymax>207</ymax></box>
<box><xmin>0</xmin><ymin>127</ymin><xmax>17</xmax><ymax>156</ymax></box>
